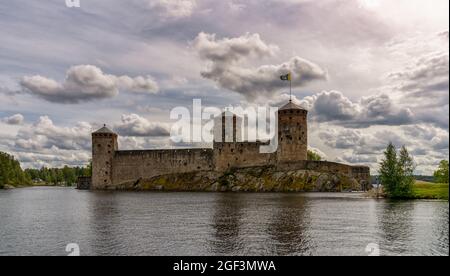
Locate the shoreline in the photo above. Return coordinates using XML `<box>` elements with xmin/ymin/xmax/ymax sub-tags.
<box><xmin>2</xmin><ymin>186</ymin><xmax>448</xmax><ymax>201</ymax></box>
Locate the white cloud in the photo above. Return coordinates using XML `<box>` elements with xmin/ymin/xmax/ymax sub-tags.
<box><xmin>20</xmin><ymin>65</ymin><xmax>159</xmax><ymax>104</ymax></box>
<box><xmin>288</xmin><ymin>91</ymin><xmax>414</xmax><ymax>128</ymax></box>
<box><xmin>148</xmin><ymin>0</ymin><xmax>197</xmax><ymax>19</ymax></box>
<box><xmin>15</xmin><ymin>116</ymin><xmax>92</xmax><ymax>151</ymax></box>
<box><xmin>115</xmin><ymin>113</ymin><xmax>170</xmax><ymax>137</ymax></box>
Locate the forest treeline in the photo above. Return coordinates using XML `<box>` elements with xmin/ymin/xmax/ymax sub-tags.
<box><xmin>0</xmin><ymin>151</ymin><xmax>91</xmax><ymax>188</ymax></box>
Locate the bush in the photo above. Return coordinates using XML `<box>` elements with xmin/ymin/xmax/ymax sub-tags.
<box><xmin>307</xmin><ymin>150</ymin><xmax>322</xmax><ymax>161</ymax></box>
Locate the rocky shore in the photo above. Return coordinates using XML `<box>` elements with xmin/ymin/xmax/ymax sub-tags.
<box><xmin>113</xmin><ymin>166</ymin><xmax>367</xmax><ymax>192</ymax></box>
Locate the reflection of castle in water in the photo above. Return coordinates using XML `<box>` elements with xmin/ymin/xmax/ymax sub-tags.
<box><xmin>210</xmin><ymin>194</ymin><xmax>246</xmax><ymax>255</ymax></box>
<box><xmin>209</xmin><ymin>194</ymin><xmax>314</xmax><ymax>256</ymax></box>
<box><xmin>267</xmin><ymin>195</ymin><xmax>312</xmax><ymax>255</ymax></box>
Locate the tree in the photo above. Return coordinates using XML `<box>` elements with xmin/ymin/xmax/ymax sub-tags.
<box><xmin>398</xmin><ymin>146</ymin><xmax>415</xmax><ymax>197</ymax></box>
<box><xmin>379</xmin><ymin>143</ymin><xmax>401</xmax><ymax>197</ymax></box>
<box><xmin>379</xmin><ymin>143</ymin><xmax>416</xmax><ymax>198</ymax></box>
<box><xmin>307</xmin><ymin>150</ymin><xmax>322</xmax><ymax>161</ymax></box>
<box><xmin>0</xmin><ymin>151</ymin><xmax>31</xmax><ymax>188</ymax></box>
<box><xmin>434</xmin><ymin>160</ymin><xmax>449</xmax><ymax>183</ymax></box>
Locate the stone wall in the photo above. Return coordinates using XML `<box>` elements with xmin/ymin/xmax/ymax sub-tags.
<box><xmin>76</xmin><ymin>176</ymin><xmax>91</xmax><ymax>190</ymax></box>
<box><xmin>213</xmin><ymin>142</ymin><xmax>276</xmax><ymax>172</ymax></box>
<box><xmin>112</xmin><ymin>148</ymin><xmax>214</xmax><ymax>186</ymax></box>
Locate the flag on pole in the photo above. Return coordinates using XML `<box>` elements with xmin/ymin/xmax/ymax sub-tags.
<box><xmin>280</xmin><ymin>73</ymin><xmax>291</xmax><ymax>81</ymax></box>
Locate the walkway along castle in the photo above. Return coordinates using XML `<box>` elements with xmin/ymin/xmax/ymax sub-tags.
<box><xmin>90</xmin><ymin>101</ymin><xmax>370</xmax><ymax>191</ymax></box>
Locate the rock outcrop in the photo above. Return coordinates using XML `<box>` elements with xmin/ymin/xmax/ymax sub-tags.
<box><xmin>113</xmin><ymin>166</ymin><xmax>366</xmax><ymax>192</ymax></box>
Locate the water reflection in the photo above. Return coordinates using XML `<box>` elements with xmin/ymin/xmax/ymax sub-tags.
<box><xmin>266</xmin><ymin>195</ymin><xmax>312</xmax><ymax>255</ymax></box>
<box><xmin>87</xmin><ymin>191</ymin><xmax>122</xmax><ymax>255</ymax></box>
<box><xmin>0</xmin><ymin>188</ymin><xmax>448</xmax><ymax>256</ymax></box>
<box><xmin>210</xmin><ymin>193</ymin><xmax>246</xmax><ymax>255</ymax></box>
<box><xmin>377</xmin><ymin>200</ymin><xmax>415</xmax><ymax>255</ymax></box>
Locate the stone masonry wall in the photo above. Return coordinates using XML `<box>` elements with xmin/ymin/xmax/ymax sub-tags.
<box><xmin>213</xmin><ymin>142</ymin><xmax>276</xmax><ymax>172</ymax></box>
<box><xmin>112</xmin><ymin>148</ymin><xmax>214</xmax><ymax>186</ymax></box>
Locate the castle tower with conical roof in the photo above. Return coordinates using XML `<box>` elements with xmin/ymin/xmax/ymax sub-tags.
<box><xmin>92</xmin><ymin>125</ymin><xmax>118</xmax><ymax>189</ymax></box>
<box><xmin>277</xmin><ymin>101</ymin><xmax>308</xmax><ymax>162</ymax></box>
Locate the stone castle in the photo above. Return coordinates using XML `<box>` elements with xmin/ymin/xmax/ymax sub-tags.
<box><xmin>91</xmin><ymin>101</ymin><xmax>370</xmax><ymax>191</ymax></box>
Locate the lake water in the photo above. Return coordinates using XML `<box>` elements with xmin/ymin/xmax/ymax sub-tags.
<box><xmin>0</xmin><ymin>187</ymin><xmax>448</xmax><ymax>256</ymax></box>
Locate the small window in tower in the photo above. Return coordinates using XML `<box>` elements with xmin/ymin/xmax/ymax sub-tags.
<box><xmin>289</xmin><ymin>117</ymin><xmax>292</xmax><ymax>120</ymax></box>
<box><xmin>108</xmin><ymin>144</ymin><xmax>111</xmax><ymax>148</ymax></box>
<box><xmin>97</xmin><ymin>144</ymin><xmax>101</xmax><ymax>147</ymax></box>
<box><xmin>231</xmin><ymin>149</ymin><xmax>234</xmax><ymax>153</ymax></box>
<box><xmin>108</xmin><ymin>151</ymin><xmax>111</xmax><ymax>154</ymax></box>
<box><xmin>106</xmin><ymin>161</ymin><xmax>109</xmax><ymax>165</ymax></box>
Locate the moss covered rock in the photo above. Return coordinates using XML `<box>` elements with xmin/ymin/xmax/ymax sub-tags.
<box><xmin>114</xmin><ymin>166</ymin><xmax>364</xmax><ymax>192</ymax></box>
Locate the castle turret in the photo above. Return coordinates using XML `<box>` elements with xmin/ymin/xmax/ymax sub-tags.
<box><xmin>92</xmin><ymin>125</ymin><xmax>118</xmax><ymax>189</ymax></box>
<box><xmin>277</xmin><ymin>101</ymin><xmax>308</xmax><ymax>162</ymax></box>
<box><xmin>213</xmin><ymin>111</ymin><xmax>242</xmax><ymax>143</ymax></box>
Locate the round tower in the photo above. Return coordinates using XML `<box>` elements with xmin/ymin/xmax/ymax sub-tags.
<box><xmin>277</xmin><ymin>101</ymin><xmax>308</xmax><ymax>162</ymax></box>
<box><xmin>92</xmin><ymin>125</ymin><xmax>118</xmax><ymax>189</ymax></box>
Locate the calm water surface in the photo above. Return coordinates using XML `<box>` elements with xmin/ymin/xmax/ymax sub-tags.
<box><xmin>0</xmin><ymin>187</ymin><xmax>448</xmax><ymax>256</ymax></box>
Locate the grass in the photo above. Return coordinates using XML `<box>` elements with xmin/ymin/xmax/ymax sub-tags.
<box><xmin>412</xmin><ymin>181</ymin><xmax>449</xmax><ymax>200</ymax></box>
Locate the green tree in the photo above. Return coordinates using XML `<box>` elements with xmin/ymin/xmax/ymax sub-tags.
<box><xmin>0</xmin><ymin>151</ymin><xmax>31</xmax><ymax>188</ymax></box>
<box><xmin>434</xmin><ymin>160</ymin><xmax>449</xmax><ymax>183</ymax></box>
<box><xmin>307</xmin><ymin>150</ymin><xmax>322</xmax><ymax>161</ymax></box>
<box><xmin>379</xmin><ymin>143</ymin><xmax>401</xmax><ymax>197</ymax></box>
<box><xmin>62</xmin><ymin>165</ymin><xmax>76</xmax><ymax>186</ymax></box>
<box><xmin>379</xmin><ymin>143</ymin><xmax>416</xmax><ymax>198</ymax></box>
<box><xmin>398</xmin><ymin>146</ymin><xmax>415</xmax><ymax>197</ymax></box>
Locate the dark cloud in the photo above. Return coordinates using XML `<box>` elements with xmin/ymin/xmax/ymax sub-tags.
<box><xmin>20</xmin><ymin>65</ymin><xmax>159</xmax><ymax>104</ymax></box>
<box><xmin>193</xmin><ymin>32</ymin><xmax>327</xmax><ymax>100</ymax></box>
<box><xmin>389</xmin><ymin>51</ymin><xmax>449</xmax><ymax>100</ymax></box>
<box><xmin>304</xmin><ymin>91</ymin><xmax>414</xmax><ymax>128</ymax></box>
<box><xmin>2</xmin><ymin>113</ymin><xmax>24</xmax><ymax>125</ymax></box>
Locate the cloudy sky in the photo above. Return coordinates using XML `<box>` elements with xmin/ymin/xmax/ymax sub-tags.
<box><xmin>0</xmin><ymin>0</ymin><xmax>448</xmax><ymax>174</ymax></box>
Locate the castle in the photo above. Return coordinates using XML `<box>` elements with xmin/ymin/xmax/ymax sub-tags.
<box><xmin>91</xmin><ymin>101</ymin><xmax>370</xmax><ymax>191</ymax></box>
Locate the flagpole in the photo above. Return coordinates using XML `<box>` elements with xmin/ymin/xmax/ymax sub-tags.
<box><xmin>289</xmin><ymin>72</ymin><xmax>292</xmax><ymax>102</ymax></box>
